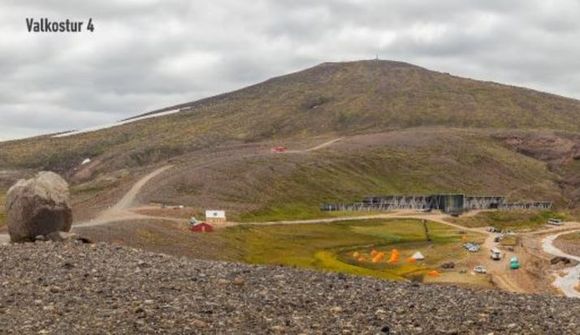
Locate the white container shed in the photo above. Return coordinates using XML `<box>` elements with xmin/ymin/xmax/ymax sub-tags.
<box><xmin>205</xmin><ymin>210</ymin><xmax>226</xmax><ymax>224</ymax></box>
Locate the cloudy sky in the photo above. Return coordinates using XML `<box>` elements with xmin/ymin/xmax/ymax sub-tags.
<box><xmin>2</xmin><ymin>0</ymin><xmax>580</xmax><ymax>140</ymax></box>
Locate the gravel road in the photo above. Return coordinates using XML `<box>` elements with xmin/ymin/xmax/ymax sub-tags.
<box><xmin>0</xmin><ymin>241</ymin><xmax>578</xmax><ymax>334</ymax></box>
<box><xmin>542</xmin><ymin>231</ymin><xmax>580</xmax><ymax>298</ymax></box>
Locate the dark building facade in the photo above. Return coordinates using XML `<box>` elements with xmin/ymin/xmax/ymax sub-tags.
<box><xmin>321</xmin><ymin>194</ymin><xmax>551</xmax><ymax>214</ymax></box>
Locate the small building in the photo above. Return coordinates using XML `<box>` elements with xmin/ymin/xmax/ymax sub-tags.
<box><xmin>205</xmin><ymin>210</ymin><xmax>226</xmax><ymax>224</ymax></box>
<box><xmin>191</xmin><ymin>222</ymin><xmax>214</xmax><ymax>233</ymax></box>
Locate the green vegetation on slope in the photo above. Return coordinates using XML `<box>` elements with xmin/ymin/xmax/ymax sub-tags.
<box><xmin>2</xmin><ymin>60</ymin><xmax>580</xmax><ymax>174</ymax></box>
<box><xmin>115</xmin><ymin>128</ymin><xmax>576</xmax><ymax>222</ymax></box>
<box><xmin>213</xmin><ymin>135</ymin><xmax>562</xmax><ymax>222</ymax></box>
<box><xmin>220</xmin><ymin>219</ymin><xmax>484</xmax><ymax>281</ymax></box>
<box><xmin>452</xmin><ymin>210</ymin><xmax>569</xmax><ymax>231</ymax></box>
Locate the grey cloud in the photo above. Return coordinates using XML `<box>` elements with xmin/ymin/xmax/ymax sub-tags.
<box><xmin>1</xmin><ymin>0</ymin><xmax>580</xmax><ymax>140</ymax></box>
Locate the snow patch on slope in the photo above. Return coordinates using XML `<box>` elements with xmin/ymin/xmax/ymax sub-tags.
<box><xmin>53</xmin><ymin>109</ymin><xmax>181</xmax><ymax>138</ymax></box>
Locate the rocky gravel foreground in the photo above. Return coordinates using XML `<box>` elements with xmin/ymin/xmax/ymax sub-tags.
<box><xmin>0</xmin><ymin>242</ymin><xmax>578</xmax><ymax>335</ymax></box>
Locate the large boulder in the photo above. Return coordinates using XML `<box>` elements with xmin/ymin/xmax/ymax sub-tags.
<box><xmin>6</xmin><ymin>172</ymin><xmax>72</xmax><ymax>242</ymax></box>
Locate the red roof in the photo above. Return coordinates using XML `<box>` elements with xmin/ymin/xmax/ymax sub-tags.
<box><xmin>191</xmin><ymin>222</ymin><xmax>214</xmax><ymax>233</ymax></box>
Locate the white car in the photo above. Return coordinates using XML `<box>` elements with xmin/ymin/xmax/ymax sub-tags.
<box><xmin>473</xmin><ymin>265</ymin><xmax>487</xmax><ymax>274</ymax></box>
<box><xmin>490</xmin><ymin>248</ymin><xmax>502</xmax><ymax>260</ymax></box>
<box><xmin>464</xmin><ymin>243</ymin><xmax>481</xmax><ymax>252</ymax></box>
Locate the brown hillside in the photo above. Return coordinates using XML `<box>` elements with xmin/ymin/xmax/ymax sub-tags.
<box><xmin>0</xmin><ymin>60</ymin><xmax>579</xmax><ymax>219</ymax></box>
<box><xmin>2</xmin><ymin>60</ymin><xmax>580</xmax><ymax>174</ymax></box>
<box><xmin>152</xmin><ymin>60</ymin><xmax>580</xmax><ymax>133</ymax></box>
<box><xmin>132</xmin><ymin>129</ymin><xmax>571</xmax><ymax>221</ymax></box>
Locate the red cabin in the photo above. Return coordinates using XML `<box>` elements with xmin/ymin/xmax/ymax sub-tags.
<box><xmin>191</xmin><ymin>222</ymin><xmax>214</xmax><ymax>233</ymax></box>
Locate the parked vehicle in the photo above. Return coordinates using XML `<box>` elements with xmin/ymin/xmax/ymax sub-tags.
<box><xmin>490</xmin><ymin>248</ymin><xmax>502</xmax><ymax>260</ymax></box>
<box><xmin>473</xmin><ymin>265</ymin><xmax>487</xmax><ymax>274</ymax></box>
<box><xmin>510</xmin><ymin>256</ymin><xmax>521</xmax><ymax>270</ymax></box>
<box><xmin>463</xmin><ymin>243</ymin><xmax>480</xmax><ymax>252</ymax></box>
<box><xmin>547</xmin><ymin>218</ymin><xmax>564</xmax><ymax>226</ymax></box>
<box><xmin>271</xmin><ymin>146</ymin><xmax>288</xmax><ymax>153</ymax></box>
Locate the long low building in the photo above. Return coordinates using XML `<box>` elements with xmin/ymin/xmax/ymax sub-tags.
<box><xmin>321</xmin><ymin>194</ymin><xmax>552</xmax><ymax>214</ymax></box>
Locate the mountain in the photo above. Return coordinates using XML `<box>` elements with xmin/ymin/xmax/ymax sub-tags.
<box><xmin>148</xmin><ymin>59</ymin><xmax>580</xmax><ymax>132</ymax></box>
<box><xmin>0</xmin><ymin>60</ymin><xmax>579</xmax><ymax>224</ymax></box>
<box><xmin>2</xmin><ymin>60</ymin><xmax>580</xmax><ymax>171</ymax></box>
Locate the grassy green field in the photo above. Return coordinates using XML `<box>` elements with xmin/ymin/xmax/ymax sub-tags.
<box><xmin>219</xmin><ymin>219</ymin><xmax>484</xmax><ymax>281</ymax></box>
<box><xmin>452</xmin><ymin>210</ymin><xmax>569</xmax><ymax>232</ymax></box>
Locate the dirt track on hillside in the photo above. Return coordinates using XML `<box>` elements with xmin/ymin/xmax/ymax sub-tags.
<box><xmin>72</xmin><ymin>138</ymin><xmax>344</xmax><ymax>229</ymax></box>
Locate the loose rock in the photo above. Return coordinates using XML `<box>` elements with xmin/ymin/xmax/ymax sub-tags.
<box><xmin>6</xmin><ymin>172</ymin><xmax>72</xmax><ymax>243</ymax></box>
<box><xmin>0</xmin><ymin>242</ymin><xmax>577</xmax><ymax>334</ymax></box>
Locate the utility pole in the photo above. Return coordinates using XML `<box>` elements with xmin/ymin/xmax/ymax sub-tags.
<box><xmin>422</xmin><ymin>219</ymin><xmax>431</xmax><ymax>242</ymax></box>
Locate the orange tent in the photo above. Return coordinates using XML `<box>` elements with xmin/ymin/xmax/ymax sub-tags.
<box><xmin>427</xmin><ymin>270</ymin><xmax>440</xmax><ymax>277</ymax></box>
<box><xmin>388</xmin><ymin>249</ymin><xmax>400</xmax><ymax>264</ymax></box>
<box><xmin>372</xmin><ymin>252</ymin><xmax>385</xmax><ymax>263</ymax></box>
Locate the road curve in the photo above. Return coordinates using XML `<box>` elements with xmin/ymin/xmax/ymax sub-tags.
<box><xmin>0</xmin><ymin>138</ymin><xmax>349</xmax><ymax>243</ymax></box>
<box><xmin>542</xmin><ymin>231</ymin><xmax>580</xmax><ymax>298</ymax></box>
<box><xmin>74</xmin><ymin>137</ymin><xmax>344</xmax><ymax>228</ymax></box>
<box><xmin>73</xmin><ymin>165</ymin><xmax>174</xmax><ymax>229</ymax></box>
<box><xmin>111</xmin><ymin>165</ymin><xmax>174</xmax><ymax>211</ymax></box>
